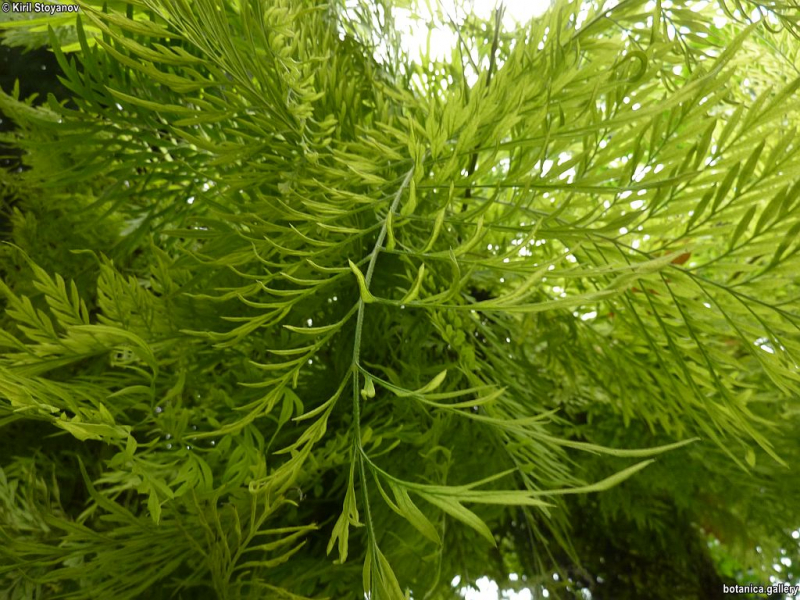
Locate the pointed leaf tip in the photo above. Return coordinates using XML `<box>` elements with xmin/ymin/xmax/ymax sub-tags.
<box><xmin>348</xmin><ymin>260</ymin><xmax>376</xmax><ymax>303</ymax></box>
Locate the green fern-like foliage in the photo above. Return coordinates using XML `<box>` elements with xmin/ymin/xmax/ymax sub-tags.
<box><xmin>1</xmin><ymin>0</ymin><xmax>800</xmax><ymax>598</ymax></box>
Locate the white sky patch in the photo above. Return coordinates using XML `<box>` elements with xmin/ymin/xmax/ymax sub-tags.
<box><xmin>394</xmin><ymin>0</ymin><xmax>551</xmax><ymax>64</ymax></box>
<box><xmin>755</xmin><ymin>337</ymin><xmax>775</xmax><ymax>354</ymax></box>
<box><xmin>457</xmin><ymin>576</ymin><xmax>536</xmax><ymax>599</ymax></box>
<box><xmin>463</xmin><ymin>0</ymin><xmax>551</xmax><ymax>30</ymax></box>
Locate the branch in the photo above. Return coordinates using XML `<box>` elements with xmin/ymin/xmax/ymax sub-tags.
<box><xmin>349</xmin><ymin>162</ymin><xmax>417</xmax><ymax>594</ymax></box>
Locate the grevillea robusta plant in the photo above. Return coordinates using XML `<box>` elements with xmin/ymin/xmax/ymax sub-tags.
<box><xmin>1</xmin><ymin>0</ymin><xmax>800</xmax><ymax>598</ymax></box>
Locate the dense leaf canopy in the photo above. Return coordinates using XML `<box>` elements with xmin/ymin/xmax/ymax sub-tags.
<box><xmin>1</xmin><ymin>0</ymin><xmax>800</xmax><ymax>598</ymax></box>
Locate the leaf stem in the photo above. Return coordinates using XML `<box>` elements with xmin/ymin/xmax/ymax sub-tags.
<box><xmin>349</xmin><ymin>162</ymin><xmax>417</xmax><ymax>590</ymax></box>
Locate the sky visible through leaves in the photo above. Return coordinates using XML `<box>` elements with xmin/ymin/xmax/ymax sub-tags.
<box><xmin>389</xmin><ymin>1</ymin><xmax>800</xmax><ymax>598</ymax></box>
